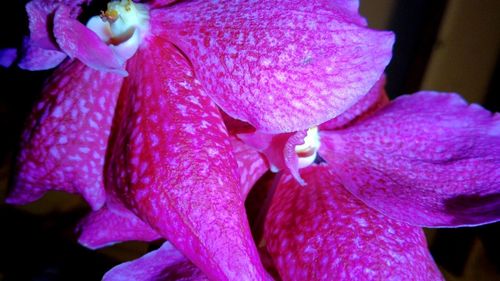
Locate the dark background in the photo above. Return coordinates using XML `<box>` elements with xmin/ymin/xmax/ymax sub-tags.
<box><xmin>1</xmin><ymin>1</ymin><xmax>499</xmax><ymax>280</ymax></box>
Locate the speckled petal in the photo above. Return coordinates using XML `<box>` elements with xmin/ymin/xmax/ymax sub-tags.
<box><xmin>0</xmin><ymin>48</ymin><xmax>17</xmax><ymax>68</ymax></box>
<box><xmin>319</xmin><ymin>76</ymin><xmax>389</xmax><ymax>130</ymax></box>
<box><xmin>320</xmin><ymin>92</ymin><xmax>500</xmax><ymax>227</ymax></box>
<box><xmin>103</xmin><ymin>241</ymin><xmax>208</xmax><ymax>281</ymax></box>
<box><xmin>152</xmin><ymin>0</ymin><xmax>394</xmax><ymax>133</ymax></box>
<box><xmin>105</xmin><ymin>36</ymin><xmax>268</xmax><ymax>280</ymax></box>
<box><xmin>7</xmin><ymin>60</ymin><xmax>122</xmax><ymax>210</ymax></box>
<box><xmin>53</xmin><ymin>6</ymin><xmax>126</xmax><ymax>75</ymax></box>
<box><xmin>264</xmin><ymin>166</ymin><xmax>443</xmax><ymax>281</ymax></box>
<box><xmin>231</xmin><ymin>137</ymin><xmax>268</xmax><ymax>198</ymax></box>
<box><xmin>78</xmin><ymin>205</ymin><xmax>160</xmax><ymax>249</ymax></box>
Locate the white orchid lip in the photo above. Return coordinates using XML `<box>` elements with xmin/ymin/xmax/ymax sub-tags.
<box><xmin>86</xmin><ymin>0</ymin><xmax>149</xmax><ymax>61</ymax></box>
<box><xmin>295</xmin><ymin>127</ymin><xmax>321</xmax><ymax>168</ymax></box>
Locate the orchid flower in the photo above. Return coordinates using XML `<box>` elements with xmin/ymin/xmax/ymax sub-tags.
<box><xmin>80</xmin><ymin>78</ymin><xmax>499</xmax><ymax>280</ymax></box>
<box><xmin>7</xmin><ymin>0</ymin><xmax>396</xmax><ymax>280</ymax></box>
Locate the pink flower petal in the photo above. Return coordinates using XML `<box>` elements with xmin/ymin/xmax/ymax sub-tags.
<box><xmin>152</xmin><ymin>0</ymin><xmax>394</xmax><ymax>133</ymax></box>
<box><xmin>265</xmin><ymin>166</ymin><xmax>443</xmax><ymax>280</ymax></box>
<box><xmin>231</xmin><ymin>137</ymin><xmax>269</xmax><ymax>198</ymax></box>
<box><xmin>53</xmin><ymin>5</ymin><xmax>126</xmax><ymax>75</ymax></box>
<box><xmin>105</xmin><ymin>36</ymin><xmax>268</xmax><ymax>280</ymax></box>
<box><xmin>78</xmin><ymin>205</ymin><xmax>161</xmax><ymax>249</ymax></box>
<box><xmin>0</xmin><ymin>48</ymin><xmax>17</xmax><ymax>68</ymax></box>
<box><xmin>239</xmin><ymin>131</ymin><xmax>307</xmax><ymax>184</ymax></box>
<box><xmin>320</xmin><ymin>92</ymin><xmax>500</xmax><ymax>227</ymax></box>
<box><xmin>320</xmin><ymin>76</ymin><xmax>389</xmax><ymax>130</ymax></box>
<box><xmin>103</xmin><ymin>241</ymin><xmax>208</xmax><ymax>281</ymax></box>
<box><xmin>19</xmin><ymin>0</ymin><xmax>89</xmax><ymax>70</ymax></box>
<box><xmin>7</xmin><ymin>60</ymin><xmax>123</xmax><ymax>210</ymax></box>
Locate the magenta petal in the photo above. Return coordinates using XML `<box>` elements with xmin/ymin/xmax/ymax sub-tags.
<box><xmin>231</xmin><ymin>137</ymin><xmax>268</xmax><ymax>198</ymax></box>
<box><xmin>239</xmin><ymin>131</ymin><xmax>306</xmax><ymax>184</ymax></box>
<box><xmin>149</xmin><ymin>0</ymin><xmax>179</xmax><ymax>9</ymax></box>
<box><xmin>78</xmin><ymin>205</ymin><xmax>160</xmax><ymax>249</ymax></box>
<box><xmin>265</xmin><ymin>166</ymin><xmax>443</xmax><ymax>280</ymax></box>
<box><xmin>0</xmin><ymin>48</ymin><xmax>17</xmax><ymax>68</ymax></box>
<box><xmin>7</xmin><ymin>60</ymin><xmax>122</xmax><ymax>210</ymax></box>
<box><xmin>106</xmin><ymin>36</ymin><xmax>268</xmax><ymax>280</ymax></box>
<box><xmin>53</xmin><ymin>6</ymin><xmax>126</xmax><ymax>75</ymax></box>
<box><xmin>103</xmin><ymin>241</ymin><xmax>208</xmax><ymax>281</ymax></box>
<box><xmin>152</xmin><ymin>0</ymin><xmax>394</xmax><ymax>133</ymax></box>
<box><xmin>320</xmin><ymin>92</ymin><xmax>500</xmax><ymax>227</ymax></box>
<box><xmin>320</xmin><ymin>76</ymin><xmax>389</xmax><ymax>130</ymax></box>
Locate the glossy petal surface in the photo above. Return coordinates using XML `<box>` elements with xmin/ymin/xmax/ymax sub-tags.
<box><xmin>105</xmin><ymin>36</ymin><xmax>267</xmax><ymax>280</ymax></box>
<box><xmin>265</xmin><ymin>166</ymin><xmax>443</xmax><ymax>281</ymax></box>
<box><xmin>153</xmin><ymin>0</ymin><xmax>394</xmax><ymax>132</ymax></box>
<box><xmin>320</xmin><ymin>92</ymin><xmax>500</xmax><ymax>227</ymax></box>
<box><xmin>8</xmin><ymin>60</ymin><xmax>122</xmax><ymax>210</ymax></box>
<box><xmin>103</xmin><ymin>242</ymin><xmax>208</xmax><ymax>281</ymax></box>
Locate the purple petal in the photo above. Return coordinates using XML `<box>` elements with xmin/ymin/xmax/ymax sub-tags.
<box><xmin>152</xmin><ymin>0</ymin><xmax>394</xmax><ymax>133</ymax></box>
<box><xmin>78</xmin><ymin>205</ymin><xmax>160</xmax><ymax>249</ymax></box>
<box><xmin>7</xmin><ymin>60</ymin><xmax>122</xmax><ymax>210</ymax></box>
<box><xmin>103</xmin><ymin>241</ymin><xmax>208</xmax><ymax>281</ymax></box>
<box><xmin>265</xmin><ymin>166</ymin><xmax>443</xmax><ymax>280</ymax></box>
<box><xmin>320</xmin><ymin>92</ymin><xmax>500</xmax><ymax>227</ymax></box>
<box><xmin>53</xmin><ymin>5</ymin><xmax>126</xmax><ymax>75</ymax></box>
<box><xmin>105</xmin><ymin>36</ymin><xmax>268</xmax><ymax>280</ymax></box>
<box><xmin>19</xmin><ymin>42</ymin><xmax>67</xmax><ymax>71</ymax></box>
<box><xmin>0</xmin><ymin>48</ymin><xmax>17</xmax><ymax>68</ymax></box>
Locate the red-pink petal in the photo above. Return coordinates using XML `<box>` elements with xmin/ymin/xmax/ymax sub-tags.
<box><xmin>320</xmin><ymin>76</ymin><xmax>389</xmax><ymax>130</ymax></box>
<box><xmin>7</xmin><ymin>60</ymin><xmax>122</xmax><ymax>210</ymax></box>
<box><xmin>265</xmin><ymin>166</ymin><xmax>443</xmax><ymax>280</ymax></box>
<box><xmin>78</xmin><ymin>205</ymin><xmax>161</xmax><ymax>249</ymax></box>
<box><xmin>231</xmin><ymin>137</ymin><xmax>269</xmax><ymax>198</ymax></box>
<box><xmin>103</xmin><ymin>241</ymin><xmax>208</xmax><ymax>281</ymax></box>
<box><xmin>53</xmin><ymin>5</ymin><xmax>126</xmax><ymax>75</ymax></box>
<box><xmin>152</xmin><ymin>0</ymin><xmax>394</xmax><ymax>133</ymax></box>
<box><xmin>105</xmin><ymin>36</ymin><xmax>268</xmax><ymax>280</ymax></box>
<box><xmin>149</xmin><ymin>0</ymin><xmax>179</xmax><ymax>9</ymax></box>
<box><xmin>320</xmin><ymin>92</ymin><xmax>500</xmax><ymax>227</ymax></box>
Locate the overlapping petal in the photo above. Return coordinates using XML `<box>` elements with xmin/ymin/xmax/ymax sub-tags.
<box><xmin>19</xmin><ymin>0</ymin><xmax>87</xmax><ymax>70</ymax></box>
<box><xmin>78</xmin><ymin>205</ymin><xmax>160</xmax><ymax>249</ymax></box>
<box><xmin>319</xmin><ymin>76</ymin><xmax>389</xmax><ymax>130</ymax></box>
<box><xmin>152</xmin><ymin>0</ymin><xmax>394</xmax><ymax>132</ymax></box>
<box><xmin>231</xmin><ymin>138</ymin><xmax>268</xmax><ymax>198</ymax></box>
<box><xmin>103</xmin><ymin>241</ymin><xmax>208</xmax><ymax>281</ymax></box>
<box><xmin>53</xmin><ymin>5</ymin><xmax>126</xmax><ymax>75</ymax></box>
<box><xmin>105</xmin><ymin>36</ymin><xmax>268</xmax><ymax>280</ymax></box>
<box><xmin>8</xmin><ymin>60</ymin><xmax>122</xmax><ymax>210</ymax></box>
<box><xmin>265</xmin><ymin>166</ymin><xmax>443</xmax><ymax>280</ymax></box>
<box><xmin>320</xmin><ymin>92</ymin><xmax>500</xmax><ymax>227</ymax></box>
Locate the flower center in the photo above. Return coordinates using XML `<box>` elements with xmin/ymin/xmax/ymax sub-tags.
<box><xmin>295</xmin><ymin>127</ymin><xmax>321</xmax><ymax>168</ymax></box>
<box><xmin>86</xmin><ymin>0</ymin><xmax>149</xmax><ymax>61</ymax></box>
